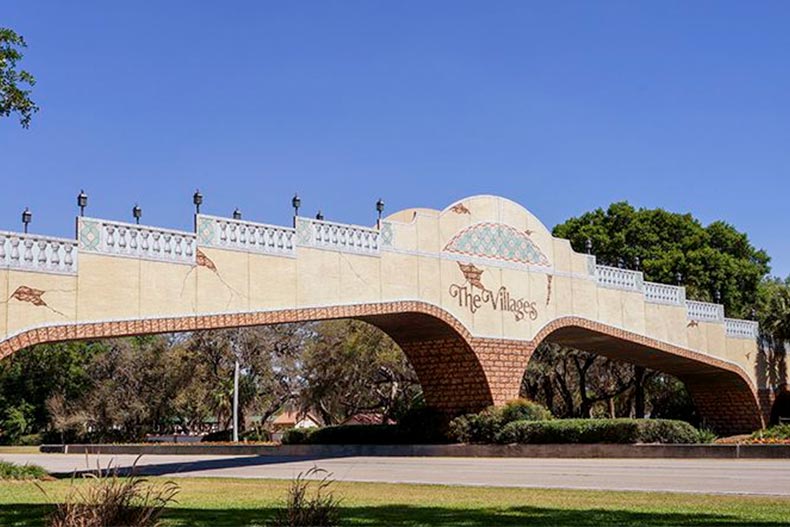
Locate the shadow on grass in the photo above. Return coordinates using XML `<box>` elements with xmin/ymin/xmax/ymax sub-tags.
<box><xmin>0</xmin><ymin>504</ymin><xmax>786</xmax><ymax>527</ymax></box>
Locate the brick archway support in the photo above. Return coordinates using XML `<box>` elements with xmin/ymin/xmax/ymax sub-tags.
<box><xmin>0</xmin><ymin>306</ymin><xmax>766</xmax><ymax>433</ymax></box>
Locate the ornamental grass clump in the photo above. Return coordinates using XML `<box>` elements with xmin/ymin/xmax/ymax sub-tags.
<box><xmin>268</xmin><ymin>466</ymin><xmax>341</xmax><ymax>527</ymax></box>
<box><xmin>42</xmin><ymin>457</ymin><xmax>179</xmax><ymax>527</ymax></box>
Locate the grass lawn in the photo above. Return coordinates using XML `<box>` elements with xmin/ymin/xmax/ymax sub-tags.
<box><xmin>0</xmin><ymin>477</ymin><xmax>788</xmax><ymax>526</ymax></box>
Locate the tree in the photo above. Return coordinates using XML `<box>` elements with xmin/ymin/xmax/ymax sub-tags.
<box><xmin>525</xmin><ymin>202</ymin><xmax>773</xmax><ymax>423</ymax></box>
<box><xmin>553</xmin><ymin>202</ymin><xmax>770</xmax><ymax>317</ymax></box>
<box><xmin>0</xmin><ymin>28</ymin><xmax>38</xmax><ymax>128</ymax></box>
<box><xmin>300</xmin><ymin>320</ymin><xmax>421</xmax><ymax>425</ymax></box>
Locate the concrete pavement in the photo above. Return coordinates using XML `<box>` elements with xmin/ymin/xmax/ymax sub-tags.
<box><xmin>3</xmin><ymin>453</ymin><xmax>789</xmax><ymax>496</ymax></box>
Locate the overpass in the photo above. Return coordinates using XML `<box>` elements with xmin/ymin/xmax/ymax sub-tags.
<box><xmin>0</xmin><ymin>195</ymin><xmax>778</xmax><ymax>434</ymax></box>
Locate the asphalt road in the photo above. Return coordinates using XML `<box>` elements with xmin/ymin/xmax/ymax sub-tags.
<box><xmin>3</xmin><ymin>453</ymin><xmax>789</xmax><ymax>496</ymax></box>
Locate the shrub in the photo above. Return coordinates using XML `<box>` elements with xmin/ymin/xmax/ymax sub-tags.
<box><xmin>0</xmin><ymin>461</ymin><xmax>48</xmax><ymax>480</ymax></box>
<box><xmin>695</xmin><ymin>427</ymin><xmax>718</xmax><ymax>444</ymax></box>
<box><xmin>306</xmin><ymin>425</ymin><xmax>407</xmax><ymax>445</ymax></box>
<box><xmin>44</xmin><ymin>458</ymin><xmax>179</xmax><ymax>527</ymax></box>
<box><xmin>16</xmin><ymin>433</ymin><xmax>44</xmax><ymax>446</ymax></box>
<box><xmin>281</xmin><ymin>428</ymin><xmax>316</xmax><ymax>445</ymax></box>
<box><xmin>448</xmin><ymin>400</ymin><xmax>552</xmax><ymax>443</ymax></box>
<box><xmin>500</xmin><ymin>399</ymin><xmax>553</xmax><ymax>424</ymax></box>
<box><xmin>268</xmin><ymin>466</ymin><xmax>340</xmax><ymax>527</ymax></box>
<box><xmin>496</xmin><ymin>418</ymin><xmax>702</xmax><ymax>445</ymax></box>
<box><xmin>636</xmin><ymin>419</ymin><xmax>700</xmax><ymax>444</ymax></box>
<box><xmin>752</xmin><ymin>424</ymin><xmax>790</xmax><ymax>440</ymax></box>
<box><xmin>448</xmin><ymin>407</ymin><xmax>503</xmax><ymax>444</ymax></box>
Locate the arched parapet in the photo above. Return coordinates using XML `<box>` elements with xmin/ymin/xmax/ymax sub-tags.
<box><xmin>530</xmin><ymin>316</ymin><xmax>764</xmax><ymax>435</ymax></box>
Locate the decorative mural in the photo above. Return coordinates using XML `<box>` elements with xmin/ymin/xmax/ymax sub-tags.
<box><xmin>450</xmin><ymin>203</ymin><xmax>471</xmax><ymax>215</ymax></box>
<box><xmin>449</xmin><ymin>262</ymin><xmax>539</xmax><ymax>322</ymax></box>
<box><xmin>6</xmin><ymin>285</ymin><xmax>67</xmax><ymax>317</ymax></box>
<box><xmin>444</xmin><ymin>222</ymin><xmax>550</xmax><ymax>266</ymax></box>
<box><xmin>546</xmin><ymin>275</ymin><xmax>553</xmax><ymax>306</ymax></box>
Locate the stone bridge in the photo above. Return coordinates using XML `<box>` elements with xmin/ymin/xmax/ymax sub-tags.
<box><xmin>0</xmin><ymin>195</ymin><xmax>778</xmax><ymax>434</ymax></box>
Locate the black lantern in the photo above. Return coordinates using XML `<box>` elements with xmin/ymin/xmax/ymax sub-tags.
<box><xmin>132</xmin><ymin>204</ymin><xmax>142</xmax><ymax>224</ymax></box>
<box><xmin>232</xmin><ymin>208</ymin><xmax>242</xmax><ymax>220</ymax></box>
<box><xmin>315</xmin><ymin>210</ymin><xmax>324</xmax><ymax>221</ymax></box>
<box><xmin>376</xmin><ymin>198</ymin><xmax>385</xmax><ymax>219</ymax></box>
<box><xmin>21</xmin><ymin>208</ymin><xmax>32</xmax><ymax>233</ymax></box>
<box><xmin>676</xmin><ymin>272</ymin><xmax>683</xmax><ymax>286</ymax></box>
<box><xmin>714</xmin><ymin>289</ymin><xmax>722</xmax><ymax>304</ymax></box>
<box><xmin>634</xmin><ymin>256</ymin><xmax>641</xmax><ymax>271</ymax></box>
<box><xmin>617</xmin><ymin>257</ymin><xmax>625</xmax><ymax>269</ymax></box>
<box><xmin>585</xmin><ymin>238</ymin><xmax>592</xmax><ymax>255</ymax></box>
<box><xmin>292</xmin><ymin>193</ymin><xmax>301</xmax><ymax>216</ymax></box>
<box><xmin>193</xmin><ymin>189</ymin><xmax>203</xmax><ymax>214</ymax></box>
<box><xmin>77</xmin><ymin>190</ymin><xmax>88</xmax><ymax>216</ymax></box>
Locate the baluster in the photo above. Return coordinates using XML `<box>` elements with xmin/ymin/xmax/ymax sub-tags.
<box><xmin>185</xmin><ymin>239</ymin><xmax>194</xmax><ymax>257</ymax></box>
<box><xmin>141</xmin><ymin>231</ymin><xmax>150</xmax><ymax>251</ymax></box>
<box><xmin>130</xmin><ymin>230</ymin><xmax>139</xmax><ymax>252</ymax></box>
<box><xmin>64</xmin><ymin>244</ymin><xmax>74</xmax><ymax>269</ymax></box>
<box><xmin>118</xmin><ymin>227</ymin><xmax>127</xmax><ymax>250</ymax></box>
<box><xmin>106</xmin><ymin>225</ymin><xmax>116</xmax><ymax>250</ymax></box>
<box><xmin>23</xmin><ymin>239</ymin><xmax>34</xmax><ymax>265</ymax></box>
<box><xmin>219</xmin><ymin>222</ymin><xmax>228</xmax><ymax>243</ymax></box>
<box><xmin>174</xmin><ymin>236</ymin><xmax>183</xmax><ymax>256</ymax></box>
<box><xmin>152</xmin><ymin>232</ymin><xmax>161</xmax><ymax>254</ymax></box>
<box><xmin>37</xmin><ymin>240</ymin><xmax>48</xmax><ymax>267</ymax></box>
<box><xmin>229</xmin><ymin>223</ymin><xmax>238</xmax><ymax>243</ymax></box>
<box><xmin>51</xmin><ymin>242</ymin><xmax>62</xmax><ymax>269</ymax></box>
<box><xmin>163</xmin><ymin>234</ymin><xmax>172</xmax><ymax>255</ymax></box>
<box><xmin>0</xmin><ymin>236</ymin><xmax>6</xmax><ymax>264</ymax></box>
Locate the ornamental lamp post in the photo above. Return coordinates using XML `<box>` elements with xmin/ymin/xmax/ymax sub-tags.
<box><xmin>634</xmin><ymin>256</ymin><xmax>641</xmax><ymax>271</ymax></box>
<box><xmin>585</xmin><ymin>238</ymin><xmax>592</xmax><ymax>255</ymax></box>
<box><xmin>714</xmin><ymin>289</ymin><xmax>722</xmax><ymax>304</ymax></box>
<box><xmin>232</xmin><ymin>208</ymin><xmax>242</xmax><ymax>220</ymax></box>
<box><xmin>132</xmin><ymin>204</ymin><xmax>142</xmax><ymax>224</ymax></box>
<box><xmin>676</xmin><ymin>272</ymin><xmax>683</xmax><ymax>286</ymax></box>
<box><xmin>315</xmin><ymin>210</ymin><xmax>324</xmax><ymax>221</ymax></box>
<box><xmin>291</xmin><ymin>193</ymin><xmax>301</xmax><ymax>227</ymax></box>
<box><xmin>193</xmin><ymin>189</ymin><xmax>203</xmax><ymax>214</ymax></box>
<box><xmin>376</xmin><ymin>198</ymin><xmax>385</xmax><ymax>228</ymax></box>
<box><xmin>21</xmin><ymin>208</ymin><xmax>32</xmax><ymax>233</ymax></box>
<box><xmin>77</xmin><ymin>190</ymin><xmax>88</xmax><ymax>217</ymax></box>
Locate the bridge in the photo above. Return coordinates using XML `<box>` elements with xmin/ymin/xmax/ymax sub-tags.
<box><xmin>0</xmin><ymin>195</ymin><xmax>780</xmax><ymax>434</ymax></box>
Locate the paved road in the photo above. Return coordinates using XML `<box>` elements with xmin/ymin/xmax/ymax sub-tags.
<box><xmin>3</xmin><ymin>453</ymin><xmax>790</xmax><ymax>496</ymax></box>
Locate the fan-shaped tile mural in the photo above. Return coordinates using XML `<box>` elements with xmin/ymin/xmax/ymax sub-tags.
<box><xmin>443</xmin><ymin>222</ymin><xmax>550</xmax><ymax>266</ymax></box>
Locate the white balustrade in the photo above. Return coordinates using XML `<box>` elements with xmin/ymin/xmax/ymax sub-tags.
<box><xmin>197</xmin><ymin>215</ymin><xmax>296</xmax><ymax>256</ymax></box>
<box><xmin>686</xmin><ymin>300</ymin><xmax>725</xmax><ymax>322</ymax></box>
<box><xmin>80</xmin><ymin>218</ymin><xmax>195</xmax><ymax>265</ymax></box>
<box><xmin>595</xmin><ymin>265</ymin><xmax>644</xmax><ymax>292</ymax></box>
<box><xmin>0</xmin><ymin>231</ymin><xmax>78</xmax><ymax>275</ymax></box>
<box><xmin>644</xmin><ymin>281</ymin><xmax>686</xmax><ymax>305</ymax></box>
<box><xmin>298</xmin><ymin>218</ymin><xmax>380</xmax><ymax>255</ymax></box>
<box><xmin>725</xmin><ymin>318</ymin><xmax>759</xmax><ymax>339</ymax></box>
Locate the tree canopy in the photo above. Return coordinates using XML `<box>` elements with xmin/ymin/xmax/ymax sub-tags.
<box><xmin>0</xmin><ymin>28</ymin><xmax>38</xmax><ymax>128</ymax></box>
<box><xmin>553</xmin><ymin>202</ymin><xmax>771</xmax><ymax>318</ymax></box>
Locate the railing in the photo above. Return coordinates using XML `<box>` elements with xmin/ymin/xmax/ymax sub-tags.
<box><xmin>296</xmin><ymin>217</ymin><xmax>380</xmax><ymax>255</ymax></box>
<box><xmin>725</xmin><ymin>318</ymin><xmax>759</xmax><ymax>339</ymax></box>
<box><xmin>644</xmin><ymin>282</ymin><xmax>686</xmax><ymax>306</ymax></box>
<box><xmin>686</xmin><ymin>300</ymin><xmax>725</xmax><ymax>322</ymax></box>
<box><xmin>595</xmin><ymin>265</ymin><xmax>644</xmax><ymax>292</ymax></box>
<box><xmin>196</xmin><ymin>215</ymin><xmax>295</xmax><ymax>256</ymax></box>
<box><xmin>78</xmin><ymin>218</ymin><xmax>195</xmax><ymax>265</ymax></box>
<box><xmin>0</xmin><ymin>231</ymin><xmax>78</xmax><ymax>275</ymax></box>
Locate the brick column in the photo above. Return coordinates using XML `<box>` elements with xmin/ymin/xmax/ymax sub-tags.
<box><xmin>684</xmin><ymin>374</ymin><xmax>764</xmax><ymax>435</ymax></box>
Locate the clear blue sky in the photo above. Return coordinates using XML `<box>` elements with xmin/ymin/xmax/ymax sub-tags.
<box><xmin>2</xmin><ymin>2</ymin><xmax>788</xmax><ymax>277</ymax></box>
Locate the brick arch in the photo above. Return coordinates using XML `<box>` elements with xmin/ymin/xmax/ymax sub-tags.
<box><xmin>528</xmin><ymin>316</ymin><xmax>764</xmax><ymax>435</ymax></box>
<box><xmin>0</xmin><ymin>301</ymin><xmax>495</xmax><ymax>416</ymax></box>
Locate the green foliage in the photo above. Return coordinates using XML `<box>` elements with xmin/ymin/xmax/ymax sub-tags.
<box><xmin>0</xmin><ymin>460</ymin><xmax>47</xmax><ymax>480</ymax></box>
<box><xmin>281</xmin><ymin>428</ymin><xmax>316</xmax><ymax>445</ymax></box>
<box><xmin>553</xmin><ymin>202</ymin><xmax>770</xmax><ymax>318</ymax></box>
<box><xmin>501</xmin><ymin>398</ymin><xmax>553</xmax><ymax>423</ymax></box>
<box><xmin>268</xmin><ymin>466</ymin><xmax>340</xmax><ymax>527</ymax></box>
<box><xmin>448</xmin><ymin>400</ymin><xmax>553</xmax><ymax>443</ymax></box>
<box><xmin>752</xmin><ymin>424</ymin><xmax>790</xmax><ymax>440</ymax></box>
<box><xmin>0</xmin><ymin>28</ymin><xmax>38</xmax><ymax>128</ymax></box>
<box><xmin>757</xmin><ymin>277</ymin><xmax>790</xmax><ymax>342</ymax></box>
<box><xmin>695</xmin><ymin>428</ymin><xmax>719</xmax><ymax>444</ymax></box>
<box><xmin>495</xmin><ymin>418</ymin><xmax>701</xmax><ymax>445</ymax></box>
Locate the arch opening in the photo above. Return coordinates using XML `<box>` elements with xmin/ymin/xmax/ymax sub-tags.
<box><xmin>526</xmin><ymin>320</ymin><xmax>763</xmax><ymax>436</ymax></box>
